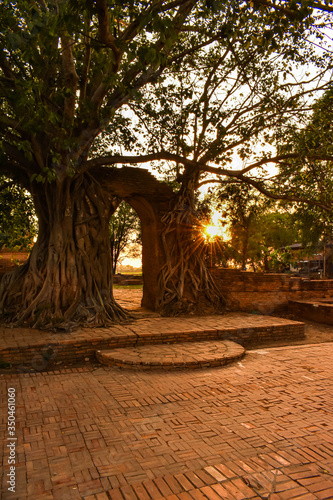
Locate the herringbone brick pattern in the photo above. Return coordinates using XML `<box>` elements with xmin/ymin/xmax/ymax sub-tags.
<box><xmin>1</xmin><ymin>343</ymin><xmax>333</xmax><ymax>499</ymax></box>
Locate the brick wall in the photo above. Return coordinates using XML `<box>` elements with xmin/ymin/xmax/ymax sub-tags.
<box><xmin>211</xmin><ymin>268</ymin><xmax>333</xmax><ymax>314</ymax></box>
<box><xmin>289</xmin><ymin>299</ymin><xmax>333</xmax><ymax>324</ymax></box>
<box><xmin>0</xmin><ymin>251</ymin><xmax>29</xmax><ymax>280</ymax></box>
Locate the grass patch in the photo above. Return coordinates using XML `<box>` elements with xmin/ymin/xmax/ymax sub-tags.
<box><xmin>113</xmin><ymin>284</ymin><xmax>143</xmax><ymax>289</ymax></box>
<box><xmin>116</xmin><ymin>271</ymin><xmax>142</xmax><ymax>275</ymax></box>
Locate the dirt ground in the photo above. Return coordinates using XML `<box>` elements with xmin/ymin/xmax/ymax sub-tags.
<box><xmin>270</xmin><ymin>316</ymin><xmax>333</xmax><ymax>347</ymax></box>
<box><xmin>247</xmin><ymin>315</ymin><xmax>332</xmax><ymax>348</ymax></box>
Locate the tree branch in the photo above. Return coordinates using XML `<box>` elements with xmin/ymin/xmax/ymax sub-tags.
<box><xmin>198</xmin><ymin>170</ymin><xmax>331</xmax><ymax>211</ymax></box>
<box><xmin>0</xmin><ymin>115</ymin><xmax>27</xmax><ymax>138</ymax></box>
<box><xmin>61</xmin><ymin>35</ymin><xmax>79</xmax><ymax>124</ymax></box>
<box><xmin>79</xmin><ymin>15</ymin><xmax>92</xmax><ymax>104</ymax></box>
<box><xmin>95</xmin><ymin>0</ymin><xmax>122</xmax><ymax>70</ymax></box>
<box><xmin>80</xmin><ymin>147</ymin><xmax>333</xmax><ymax>213</ymax></box>
<box><xmin>1</xmin><ymin>142</ymin><xmax>36</xmax><ymax>176</ymax></box>
<box><xmin>233</xmin><ymin>173</ymin><xmax>331</xmax><ymax>211</ymax></box>
<box><xmin>0</xmin><ymin>149</ymin><xmax>33</xmax><ymax>189</ymax></box>
<box><xmin>80</xmin><ymin>151</ymin><xmax>198</xmax><ymax>173</ymax></box>
<box><xmin>204</xmin><ymin>153</ymin><xmax>333</xmax><ymax>177</ymax></box>
<box><xmin>311</xmin><ymin>1</ymin><xmax>333</xmax><ymax>12</ymax></box>
<box><xmin>252</xmin><ymin>0</ymin><xmax>306</xmax><ymax>19</ymax></box>
<box><xmin>0</xmin><ymin>49</ymin><xmax>16</xmax><ymax>80</ymax></box>
<box><xmin>91</xmin><ymin>1</ymin><xmax>197</xmax><ymax>126</ymax></box>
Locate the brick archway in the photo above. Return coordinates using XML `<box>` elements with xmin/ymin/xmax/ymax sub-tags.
<box><xmin>101</xmin><ymin>167</ymin><xmax>174</xmax><ymax>310</ymax></box>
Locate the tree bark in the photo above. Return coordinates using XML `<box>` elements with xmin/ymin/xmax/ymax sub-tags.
<box><xmin>0</xmin><ymin>173</ymin><xmax>129</xmax><ymax>330</ymax></box>
<box><xmin>241</xmin><ymin>228</ymin><xmax>249</xmax><ymax>269</ymax></box>
<box><xmin>157</xmin><ymin>180</ymin><xmax>226</xmax><ymax>316</ymax></box>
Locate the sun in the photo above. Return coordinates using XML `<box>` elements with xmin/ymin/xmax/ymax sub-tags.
<box><xmin>204</xmin><ymin>224</ymin><xmax>219</xmax><ymax>239</ymax></box>
<box><xmin>202</xmin><ymin>211</ymin><xmax>231</xmax><ymax>242</ymax></box>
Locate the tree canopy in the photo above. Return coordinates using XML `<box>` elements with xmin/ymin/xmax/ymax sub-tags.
<box><xmin>276</xmin><ymin>87</ymin><xmax>333</xmax><ymax>247</ymax></box>
<box><xmin>1</xmin><ymin>1</ymin><xmax>332</xmax><ymax>185</ymax></box>
<box><xmin>87</xmin><ymin>2</ymin><xmax>333</xmax><ymax>206</ymax></box>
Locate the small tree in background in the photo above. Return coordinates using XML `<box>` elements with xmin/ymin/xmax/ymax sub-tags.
<box><xmin>109</xmin><ymin>201</ymin><xmax>141</xmax><ymax>274</ymax></box>
<box><xmin>248</xmin><ymin>211</ymin><xmax>300</xmax><ymax>271</ymax></box>
<box><xmin>210</xmin><ymin>183</ymin><xmax>300</xmax><ymax>270</ymax></box>
<box><xmin>278</xmin><ymin>88</ymin><xmax>333</xmax><ymax>251</ymax></box>
<box><xmin>0</xmin><ymin>177</ymin><xmax>37</xmax><ymax>251</ymax></box>
<box><xmin>216</xmin><ymin>183</ymin><xmax>272</xmax><ymax>269</ymax></box>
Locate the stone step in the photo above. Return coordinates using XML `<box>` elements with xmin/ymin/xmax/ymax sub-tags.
<box><xmin>289</xmin><ymin>298</ymin><xmax>333</xmax><ymax>325</ymax></box>
<box><xmin>96</xmin><ymin>340</ymin><xmax>245</xmax><ymax>370</ymax></box>
<box><xmin>0</xmin><ymin>313</ymin><xmax>305</xmax><ymax>367</ymax></box>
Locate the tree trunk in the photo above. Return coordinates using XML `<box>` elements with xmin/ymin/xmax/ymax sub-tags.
<box><xmin>241</xmin><ymin>229</ymin><xmax>249</xmax><ymax>269</ymax></box>
<box><xmin>111</xmin><ymin>234</ymin><xmax>122</xmax><ymax>274</ymax></box>
<box><xmin>0</xmin><ymin>173</ymin><xmax>129</xmax><ymax>330</ymax></box>
<box><xmin>157</xmin><ymin>181</ymin><xmax>226</xmax><ymax>316</ymax></box>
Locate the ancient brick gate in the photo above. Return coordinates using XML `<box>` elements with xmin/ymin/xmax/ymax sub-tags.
<box><xmin>102</xmin><ymin>166</ymin><xmax>174</xmax><ymax>310</ymax></box>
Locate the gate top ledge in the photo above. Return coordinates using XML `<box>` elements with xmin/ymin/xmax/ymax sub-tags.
<box><xmin>95</xmin><ymin>166</ymin><xmax>174</xmax><ymax>200</ymax></box>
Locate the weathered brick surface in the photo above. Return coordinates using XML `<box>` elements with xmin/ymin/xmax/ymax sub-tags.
<box><xmin>0</xmin><ymin>251</ymin><xmax>30</xmax><ymax>280</ymax></box>
<box><xmin>1</xmin><ymin>342</ymin><xmax>333</xmax><ymax>499</ymax></box>
<box><xmin>211</xmin><ymin>269</ymin><xmax>333</xmax><ymax>316</ymax></box>
<box><xmin>289</xmin><ymin>299</ymin><xmax>333</xmax><ymax>325</ymax></box>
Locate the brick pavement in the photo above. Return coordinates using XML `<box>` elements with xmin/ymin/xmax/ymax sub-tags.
<box><xmin>1</xmin><ymin>342</ymin><xmax>333</xmax><ymax>499</ymax></box>
<box><xmin>113</xmin><ymin>289</ymin><xmax>144</xmax><ymax>310</ymax></box>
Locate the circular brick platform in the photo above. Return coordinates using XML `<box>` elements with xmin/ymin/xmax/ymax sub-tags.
<box><xmin>96</xmin><ymin>340</ymin><xmax>245</xmax><ymax>370</ymax></box>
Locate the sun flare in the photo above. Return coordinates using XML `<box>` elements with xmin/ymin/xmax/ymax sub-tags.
<box><xmin>202</xmin><ymin>211</ymin><xmax>230</xmax><ymax>242</ymax></box>
<box><xmin>204</xmin><ymin>224</ymin><xmax>219</xmax><ymax>239</ymax></box>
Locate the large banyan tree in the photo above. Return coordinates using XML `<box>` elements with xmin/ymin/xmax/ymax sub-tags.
<box><xmin>0</xmin><ymin>0</ymin><xmax>332</xmax><ymax>329</ymax></box>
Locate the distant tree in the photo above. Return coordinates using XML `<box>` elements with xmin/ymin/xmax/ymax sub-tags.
<box><xmin>0</xmin><ymin>177</ymin><xmax>37</xmax><ymax>251</ymax></box>
<box><xmin>278</xmin><ymin>88</ymin><xmax>333</xmax><ymax>250</ymax></box>
<box><xmin>216</xmin><ymin>183</ymin><xmax>272</xmax><ymax>269</ymax></box>
<box><xmin>109</xmin><ymin>201</ymin><xmax>141</xmax><ymax>274</ymax></box>
<box><xmin>249</xmin><ymin>211</ymin><xmax>300</xmax><ymax>271</ymax></box>
<box><xmin>215</xmin><ymin>183</ymin><xmax>300</xmax><ymax>270</ymax></box>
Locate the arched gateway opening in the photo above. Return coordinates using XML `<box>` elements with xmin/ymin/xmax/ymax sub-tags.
<box><xmin>103</xmin><ymin>166</ymin><xmax>174</xmax><ymax>311</ymax></box>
